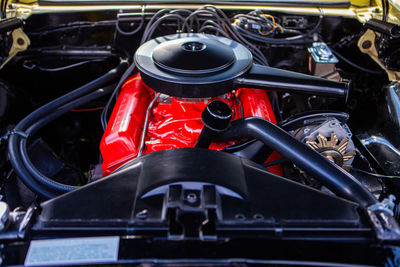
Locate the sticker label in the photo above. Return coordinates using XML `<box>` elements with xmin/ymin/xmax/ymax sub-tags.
<box><xmin>24</xmin><ymin>236</ymin><xmax>120</xmax><ymax>266</ymax></box>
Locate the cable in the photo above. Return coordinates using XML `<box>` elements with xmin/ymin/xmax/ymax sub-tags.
<box><xmin>199</xmin><ymin>19</ymin><xmax>227</xmax><ymax>32</ymax></box>
<box><xmin>203</xmin><ymin>6</ymin><xmax>269</xmax><ymax>65</ymax></box>
<box><xmin>236</xmin><ymin>27</ymin><xmax>312</xmax><ymax>45</ymax></box>
<box><xmin>351</xmin><ymin>168</ymin><xmax>400</xmax><ymax>181</ymax></box>
<box><xmin>198</xmin><ymin>25</ymin><xmax>231</xmax><ymax>38</ymax></box>
<box><xmin>170</xmin><ymin>9</ymin><xmax>200</xmax><ymax>31</ymax></box>
<box><xmin>181</xmin><ymin>6</ymin><xmax>268</xmax><ymax>65</ymax></box>
<box><xmin>331</xmin><ymin>48</ymin><xmax>384</xmax><ymax>75</ymax></box>
<box><xmin>72</xmin><ymin>107</ymin><xmax>104</xmax><ymax>112</ymax></box>
<box><xmin>233</xmin><ymin>14</ymin><xmax>266</xmax><ymax>22</ymax></box>
<box><xmin>140</xmin><ymin>9</ymin><xmax>172</xmax><ymax>44</ymax></box>
<box><xmin>233</xmin><ymin>92</ymin><xmax>244</xmax><ymax>118</ymax></box>
<box><xmin>234</xmin><ymin>9</ymin><xmax>323</xmax><ymax>44</ymax></box>
<box><xmin>101</xmin><ymin>60</ymin><xmax>136</xmax><ymax>130</ymax></box>
<box><xmin>27</xmin><ymin>20</ymin><xmax>116</xmax><ymax>36</ymax></box>
<box><xmin>22</xmin><ymin>59</ymin><xmax>106</xmax><ymax>72</ymax></box>
<box><xmin>144</xmin><ymin>13</ymin><xmax>187</xmax><ymax>42</ymax></box>
<box><xmin>131</xmin><ymin>6</ymin><xmax>270</xmax><ymax>65</ymax></box>
<box><xmin>270</xmin><ymin>91</ymin><xmax>283</xmax><ymax>122</ymax></box>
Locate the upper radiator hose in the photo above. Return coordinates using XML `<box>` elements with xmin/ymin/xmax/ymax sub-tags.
<box><xmin>216</xmin><ymin>117</ymin><xmax>378</xmax><ymax>208</ymax></box>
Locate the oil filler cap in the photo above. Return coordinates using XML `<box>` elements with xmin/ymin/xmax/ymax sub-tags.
<box><xmin>202</xmin><ymin>100</ymin><xmax>232</xmax><ymax>132</ymax></box>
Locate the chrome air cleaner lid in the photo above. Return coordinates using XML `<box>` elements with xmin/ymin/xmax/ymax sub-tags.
<box><xmin>134</xmin><ymin>33</ymin><xmax>253</xmax><ymax>98</ymax></box>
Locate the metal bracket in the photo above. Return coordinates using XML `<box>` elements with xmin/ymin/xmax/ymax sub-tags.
<box><xmin>0</xmin><ymin>27</ymin><xmax>30</xmax><ymax>70</ymax></box>
<box><xmin>358</xmin><ymin>29</ymin><xmax>400</xmax><ymax>81</ymax></box>
<box><xmin>17</xmin><ymin>205</ymin><xmax>36</xmax><ymax>239</ymax></box>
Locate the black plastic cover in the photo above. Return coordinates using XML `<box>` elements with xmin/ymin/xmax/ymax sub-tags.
<box><xmin>37</xmin><ymin>149</ymin><xmax>362</xmax><ymax>238</ymax></box>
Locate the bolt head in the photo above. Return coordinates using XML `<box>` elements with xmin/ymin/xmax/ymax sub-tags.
<box><xmin>136</xmin><ymin>209</ymin><xmax>148</xmax><ymax>219</ymax></box>
<box><xmin>186</xmin><ymin>193</ymin><xmax>197</xmax><ymax>203</ymax></box>
<box><xmin>362</xmin><ymin>40</ymin><xmax>372</xmax><ymax>49</ymax></box>
<box><xmin>17</xmin><ymin>38</ymin><xmax>25</xmax><ymax>46</ymax></box>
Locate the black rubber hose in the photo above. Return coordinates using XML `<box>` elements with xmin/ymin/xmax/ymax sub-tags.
<box><xmin>19</xmin><ymin>85</ymin><xmax>116</xmax><ymax>195</ymax></box>
<box><xmin>8</xmin><ymin>62</ymin><xmax>128</xmax><ymax>199</ymax></box>
<box><xmin>28</xmin><ymin>84</ymin><xmax>116</xmax><ymax>136</ymax></box>
<box><xmin>216</xmin><ymin>117</ymin><xmax>378</xmax><ymax>208</ymax></box>
<box><xmin>9</xmin><ymin>86</ymin><xmax>116</xmax><ymax>199</ymax></box>
<box><xmin>14</xmin><ymin>62</ymin><xmax>128</xmax><ymax>131</ymax></box>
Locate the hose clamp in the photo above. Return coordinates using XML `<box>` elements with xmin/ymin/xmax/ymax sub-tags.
<box><xmin>369</xmin><ymin>195</ymin><xmax>396</xmax><ymax>216</ymax></box>
<box><xmin>0</xmin><ymin>130</ymin><xmax>28</xmax><ymax>144</ymax></box>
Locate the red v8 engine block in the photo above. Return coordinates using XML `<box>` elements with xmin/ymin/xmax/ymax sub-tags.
<box><xmin>99</xmin><ymin>33</ymin><xmax>348</xmax><ymax>177</ymax></box>
<box><xmin>100</xmin><ymin>73</ymin><xmax>281</xmax><ymax>176</ymax></box>
<box><xmin>97</xmin><ymin>32</ymin><xmax>341</xmax><ymax>177</ymax></box>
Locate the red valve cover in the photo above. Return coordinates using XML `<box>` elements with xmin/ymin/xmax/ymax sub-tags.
<box><xmin>100</xmin><ymin>73</ymin><xmax>282</xmax><ymax>175</ymax></box>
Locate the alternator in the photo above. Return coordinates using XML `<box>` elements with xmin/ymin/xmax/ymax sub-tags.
<box><xmin>294</xmin><ymin>118</ymin><xmax>356</xmax><ymax>170</ymax></box>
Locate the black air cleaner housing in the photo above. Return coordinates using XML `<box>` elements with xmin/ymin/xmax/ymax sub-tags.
<box><xmin>135</xmin><ymin>33</ymin><xmax>350</xmax><ymax>99</ymax></box>
<box><xmin>134</xmin><ymin>33</ymin><xmax>253</xmax><ymax>98</ymax></box>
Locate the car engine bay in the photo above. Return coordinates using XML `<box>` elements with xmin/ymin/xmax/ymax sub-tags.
<box><xmin>1</xmin><ymin>3</ymin><xmax>400</xmax><ymax>265</ymax></box>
